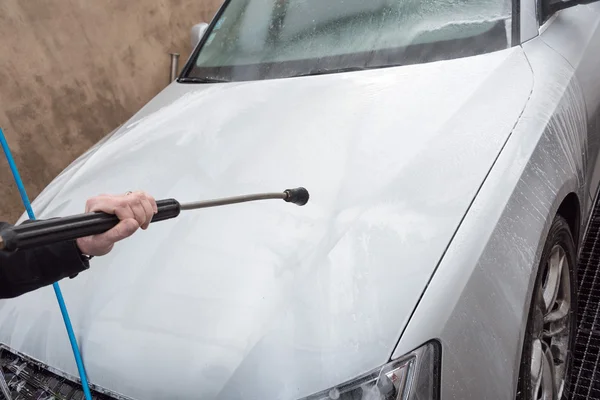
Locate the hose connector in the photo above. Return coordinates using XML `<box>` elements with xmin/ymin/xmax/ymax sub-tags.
<box><xmin>284</xmin><ymin>187</ymin><xmax>310</xmax><ymax>206</ymax></box>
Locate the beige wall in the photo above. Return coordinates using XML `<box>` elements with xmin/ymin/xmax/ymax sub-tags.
<box><xmin>0</xmin><ymin>0</ymin><xmax>222</xmax><ymax>222</ymax></box>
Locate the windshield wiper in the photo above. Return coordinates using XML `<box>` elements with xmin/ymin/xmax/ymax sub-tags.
<box><xmin>178</xmin><ymin>76</ymin><xmax>229</xmax><ymax>84</ymax></box>
<box><xmin>290</xmin><ymin>66</ymin><xmax>369</xmax><ymax>78</ymax></box>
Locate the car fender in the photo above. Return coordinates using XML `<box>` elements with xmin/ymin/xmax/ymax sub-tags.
<box><xmin>393</xmin><ymin>39</ymin><xmax>588</xmax><ymax>399</ymax></box>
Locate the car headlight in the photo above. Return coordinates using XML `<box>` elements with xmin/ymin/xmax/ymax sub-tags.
<box><xmin>300</xmin><ymin>341</ymin><xmax>440</xmax><ymax>400</ymax></box>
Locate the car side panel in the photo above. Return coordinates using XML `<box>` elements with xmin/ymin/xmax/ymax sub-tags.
<box><xmin>392</xmin><ymin>39</ymin><xmax>588</xmax><ymax>399</ymax></box>
<box><xmin>540</xmin><ymin>4</ymin><xmax>600</xmax><ymax>209</ymax></box>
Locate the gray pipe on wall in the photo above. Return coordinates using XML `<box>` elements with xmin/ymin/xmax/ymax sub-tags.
<box><xmin>170</xmin><ymin>53</ymin><xmax>180</xmax><ymax>82</ymax></box>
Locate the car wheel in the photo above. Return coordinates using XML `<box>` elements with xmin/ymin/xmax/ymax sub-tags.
<box><xmin>516</xmin><ymin>215</ymin><xmax>578</xmax><ymax>400</ymax></box>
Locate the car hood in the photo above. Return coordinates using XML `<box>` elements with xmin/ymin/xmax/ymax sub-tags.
<box><xmin>0</xmin><ymin>47</ymin><xmax>532</xmax><ymax>400</ymax></box>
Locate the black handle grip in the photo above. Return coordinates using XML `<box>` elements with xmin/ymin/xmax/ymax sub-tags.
<box><xmin>0</xmin><ymin>199</ymin><xmax>181</xmax><ymax>252</ymax></box>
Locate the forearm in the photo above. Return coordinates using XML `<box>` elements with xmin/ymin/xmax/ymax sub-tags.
<box><xmin>0</xmin><ymin>223</ymin><xmax>90</xmax><ymax>298</ymax></box>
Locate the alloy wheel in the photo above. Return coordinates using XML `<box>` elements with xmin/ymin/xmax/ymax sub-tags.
<box><xmin>529</xmin><ymin>245</ymin><xmax>572</xmax><ymax>400</ymax></box>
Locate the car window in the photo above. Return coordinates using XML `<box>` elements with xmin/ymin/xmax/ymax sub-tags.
<box><xmin>184</xmin><ymin>0</ymin><xmax>513</xmax><ymax>82</ymax></box>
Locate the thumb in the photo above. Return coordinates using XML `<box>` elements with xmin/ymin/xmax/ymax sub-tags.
<box><xmin>97</xmin><ymin>218</ymin><xmax>140</xmax><ymax>249</ymax></box>
<box><xmin>76</xmin><ymin>219</ymin><xmax>141</xmax><ymax>257</ymax></box>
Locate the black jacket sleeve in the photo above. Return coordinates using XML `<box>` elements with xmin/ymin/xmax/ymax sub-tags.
<box><xmin>0</xmin><ymin>221</ymin><xmax>90</xmax><ymax>299</ymax></box>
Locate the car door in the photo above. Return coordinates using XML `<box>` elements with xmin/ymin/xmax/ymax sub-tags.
<box><xmin>537</xmin><ymin>1</ymin><xmax>600</xmax><ymax>211</ymax></box>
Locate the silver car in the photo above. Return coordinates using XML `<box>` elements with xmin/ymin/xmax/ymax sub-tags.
<box><xmin>1</xmin><ymin>0</ymin><xmax>600</xmax><ymax>399</ymax></box>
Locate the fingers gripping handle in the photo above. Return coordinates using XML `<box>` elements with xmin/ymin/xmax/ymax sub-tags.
<box><xmin>0</xmin><ymin>199</ymin><xmax>181</xmax><ymax>252</ymax></box>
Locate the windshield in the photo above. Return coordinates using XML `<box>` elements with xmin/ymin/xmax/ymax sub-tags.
<box><xmin>184</xmin><ymin>0</ymin><xmax>513</xmax><ymax>82</ymax></box>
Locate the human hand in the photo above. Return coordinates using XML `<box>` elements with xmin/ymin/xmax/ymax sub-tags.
<box><xmin>76</xmin><ymin>191</ymin><xmax>158</xmax><ymax>257</ymax></box>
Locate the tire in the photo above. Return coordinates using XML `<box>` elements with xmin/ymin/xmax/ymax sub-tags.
<box><xmin>516</xmin><ymin>215</ymin><xmax>578</xmax><ymax>400</ymax></box>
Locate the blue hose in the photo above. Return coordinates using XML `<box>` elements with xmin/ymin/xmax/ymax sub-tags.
<box><xmin>0</xmin><ymin>127</ymin><xmax>93</xmax><ymax>400</ymax></box>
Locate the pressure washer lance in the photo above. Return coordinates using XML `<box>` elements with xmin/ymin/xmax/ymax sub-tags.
<box><xmin>0</xmin><ymin>187</ymin><xmax>309</xmax><ymax>252</ymax></box>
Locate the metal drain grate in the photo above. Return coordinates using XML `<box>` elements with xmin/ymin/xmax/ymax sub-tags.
<box><xmin>567</xmin><ymin>205</ymin><xmax>600</xmax><ymax>399</ymax></box>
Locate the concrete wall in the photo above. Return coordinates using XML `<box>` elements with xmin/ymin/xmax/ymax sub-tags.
<box><xmin>0</xmin><ymin>0</ymin><xmax>222</xmax><ymax>222</ymax></box>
